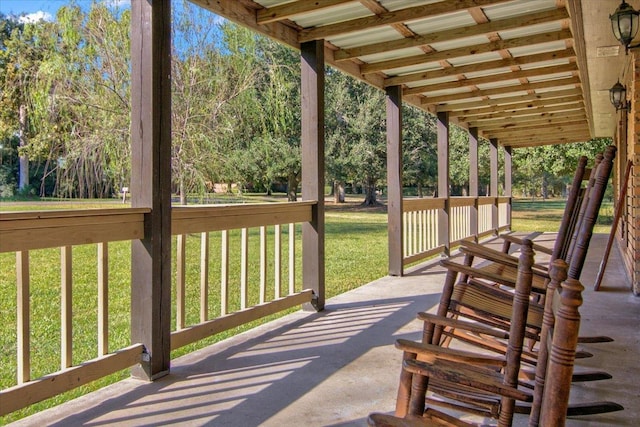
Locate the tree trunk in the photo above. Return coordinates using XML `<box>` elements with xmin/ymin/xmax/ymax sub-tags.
<box><xmin>362</xmin><ymin>177</ymin><xmax>378</xmax><ymax>206</ymax></box>
<box><xmin>179</xmin><ymin>175</ymin><xmax>187</xmax><ymax>205</ymax></box>
<box><xmin>541</xmin><ymin>175</ymin><xmax>548</xmax><ymax>200</ymax></box>
<box><xmin>287</xmin><ymin>173</ymin><xmax>298</xmax><ymax>202</ymax></box>
<box><xmin>417</xmin><ymin>182</ymin><xmax>423</xmax><ymax>198</ymax></box>
<box><xmin>334</xmin><ymin>180</ymin><xmax>345</xmax><ymax>203</ymax></box>
<box><xmin>18</xmin><ymin>104</ymin><xmax>29</xmax><ymax>191</ymax></box>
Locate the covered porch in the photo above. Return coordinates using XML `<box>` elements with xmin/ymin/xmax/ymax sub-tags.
<box><xmin>2</xmin><ymin>0</ymin><xmax>640</xmax><ymax>423</ymax></box>
<box><xmin>8</xmin><ymin>233</ymin><xmax>639</xmax><ymax>426</ymax></box>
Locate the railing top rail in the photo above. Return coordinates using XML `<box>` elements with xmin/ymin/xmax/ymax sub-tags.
<box><xmin>0</xmin><ymin>207</ymin><xmax>150</xmax><ymax>223</ymax></box>
<box><xmin>449</xmin><ymin>197</ymin><xmax>475</xmax><ymax>207</ymax></box>
<box><xmin>172</xmin><ymin>200</ymin><xmax>316</xmax><ymax>219</ymax></box>
<box><xmin>402</xmin><ymin>197</ymin><xmax>445</xmax><ymax>211</ymax></box>
<box><xmin>172</xmin><ymin>200</ymin><xmax>316</xmax><ymax>234</ymax></box>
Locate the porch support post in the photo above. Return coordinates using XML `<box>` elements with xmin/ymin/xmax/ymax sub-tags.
<box><xmin>617</xmin><ymin>110</ymin><xmax>628</xmax><ymax>243</ymax></box>
<box><xmin>301</xmin><ymin>39</ymin><xmax>325</xmax><ymax>310</ymax></box>
<box><xmin>130</xmin><ymin>0</ymin><xmax>172</xmax><ymax>380</ymax></box>
<box><xmin>469</xmin><ymin>127</ymin><xmax>479</xmax><ymax>242</ymax></box>
<box><xmin>490</xmin><ymin>138</ymin><xmax>499</xmax><ymax>235</ymax></box>
<box><xmin>386</xmin><ymin>85</ymin><xmax>403</xmax><ymax>276</ymax></box>
<box><xmin>437</xmin><ymin>111</ymin><xmax>450</xmax><ymax>256</ymax></box>
<box><xmin>504</xmin><ymin>145</ymin><xmax>513</xmax><ymax>231</ymax></box>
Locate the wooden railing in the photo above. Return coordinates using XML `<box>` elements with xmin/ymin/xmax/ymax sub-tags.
<box><xmin>170</xmin><ymin>202</ymin><xmax>314</xmax><ymax>350</ymax></box>
<box><xmin>402</xmin><ymin>198</ymin><xmax>445</xmax><ymax>265</ymax></box>
<box><xmin>0</xmin><ymin>208</ymin><xmax>148</xmax><ymax>415</ymax></box>
<box><xmin>402</xmin><ymin>196</ymin><xmax>511</xmax><ymax>266</ymax></box>
<box><xmin>0</xmin><ymin>201</ymin><xmax>315</xmax><ymax>416</ymax></box>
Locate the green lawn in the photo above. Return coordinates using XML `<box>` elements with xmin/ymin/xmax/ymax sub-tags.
<box><xmin>0</xmin><ymin>199</ymin><xmax>389</xmax><ymax>424</ymax></box>
<box><xmin>511</xmin><ymin>198</ymin><xmax>613</xmax><ymax>234</ymax></box>
<box><xmin>0</xmin><ymin>196</ymin><xmax>612</xmax><ymax>423</ymax></box>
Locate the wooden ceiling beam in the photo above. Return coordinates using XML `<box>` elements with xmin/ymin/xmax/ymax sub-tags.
<box><xmin>436</xmin><ymin>87</ymin><xmax>582</xmax><ymax>111</ymax></box>
<box><xmin>504</xmin><ymin>138</ymin><xmax>589</xmax><ymax>148</ymax></box>
<box><xmin>458</xmin><ymin>101</ymin><xmax>584</xmax><ymax>122</ymax></box>
<box><xmin>335</xmin><ymin>8</ymin><xmax>568</xmax><ymax>61</ymax></box>
<box><xmin>484</xmin><ymin>120</ymin><xmax>588</xmax><ymax>137</ymax></box>
<box><xmin>361</xmin><ymin>29</ymin><xmax>573</xmax><ymax>75</ymax></box>
<box><xmin>491</xmin><ymin>133</ymin><xmax>591</xmax><ymax>147</ymax></box>
<box><xmin>257</xmin><ymin>0</ymin><xmax>353</xmax><ymax>24</ymax></box>
<box><xmin>449</xmin><ymin>94</ymin><xmax>583</xmax><ymax>118</ymax></box>
<box><xmin>472</xmin><ymin>110</ymin><xmax>586</xmax><ymax>128</ymax></box>
<box><xmin>488</xmin><ymin>129</ymin><xmax>590</xmax><ymax>143</ymax></box>
<box><xmin>421</xmin><ymin>76</ymin><xmax>580</xmax><ymax>105</ymax></box>
<box><xmin>404</xmin><ymin>63</ymin><xmax>577</xmax><ymax>95</ymax></box>
<box><xmin>298</xmin><ymin>0</ymin><xmax>513</xmax><ymax>42</ymax></box>
<box><xmin>384</xmin><ymin>48</ymin><xmax>575</xmax><ymax>87</ymax></box>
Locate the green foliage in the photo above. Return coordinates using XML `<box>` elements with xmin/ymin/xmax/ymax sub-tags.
<box><xmin>402</xmin><ymin>104</ymin><xmax>437</xmax><ymax>196</ymax></box>
<box><xmin>512</xmin><ymin>138</ymin><xmax>611</xmax><ymax>199</ymax></box>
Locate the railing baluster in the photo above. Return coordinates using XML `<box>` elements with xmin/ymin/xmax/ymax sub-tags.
<box><xmin>61</xmin><ymin>245</ymin><xmax>72</xmax><ymax>369</ymax></box>
<box><xmin>289</xmin><ymin>223</ymin><xmax>295</xmax><ymax>295</ymax></box>
<box><xmin>404</xmin><ymin>212</ymin><xmax>410</xmax><ymax>257</ymax></box>
<box><xmin>221</xmin><ymin>230</ymin><xmax>229</xmax><ymax>315</ymax></box>
<box><xmin>98</xmin><ymin>242</ymin><xmax>108</xmax><ymax>356</ymax></box>
<box><xmin>402</xmin><ymin>211</ymin><xmax>407</xmax><ymax>257</ymax></box>
<box><xmin>17</xmin><ymin>250</ymin><xmax>30</xmax><ymax>384</ymax></box>
<box><xmin>176</xmin><ymin>234</ymin><xmax>186</xmax><ymax>330</ymax></box>
<box><xmin>260</xmin><ymin>226</ymin><xmax>267</xmax><ymax>303</ymax></box>
<box><xmin>241</xmin><ymin>228</ymin><xmax>248</xmax><ymax>310</ymax></box>
<box><xmin>412</xmin><ymin>211</ymin><xmax>418</xmax><ymax>255</ymax></box>
<box><xmin>275</xmin><ymin>224</ymin><xmax>281</xmax><ymax>299</ymax></box>
<box><xmin>200</xmin><ymin>232</ymin><xmax>209</xmax><ymax>322</ymax></box>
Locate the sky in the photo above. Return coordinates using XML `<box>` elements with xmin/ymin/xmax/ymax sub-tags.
<box><xmin>0</xmin><ymin>0</ymin><xmax>130</xmax><ymax>22</ymax></box>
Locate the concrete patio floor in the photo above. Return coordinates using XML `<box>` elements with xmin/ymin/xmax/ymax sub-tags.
<box><xmin>10</xmin><ymin>233</ymin><xmax>640</xmax><ymax>426</ymax></box>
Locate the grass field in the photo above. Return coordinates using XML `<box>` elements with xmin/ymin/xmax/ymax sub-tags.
<box><xmin>0</xmin><ymin>196</ymin><xmax>612</xmax><ymax>423</ymax></box>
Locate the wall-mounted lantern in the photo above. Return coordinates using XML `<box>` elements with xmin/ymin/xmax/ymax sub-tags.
<box><xmin>609</xmin><ymin>80</ymin><xmax>628</xmax><ymax>111</ymax></box>
<box><xmin>611</xmin><ymin>0</ymin><xmax>640</xmax><ymax>52</ymax></box>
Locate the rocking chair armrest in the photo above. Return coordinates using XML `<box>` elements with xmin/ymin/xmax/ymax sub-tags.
<box><xmin>416</xmin><ymin>312</ymin><xmax>510</xmax><ymax>340</ymax></box>
<box><xmin>439</xmin><ymin>259</ymin><xmax>517</xmax><ymax>288</ymax></box>
<box><xmin>459</xmin><ymin>241</ymin><xmax>520</xmax><ymax>267</ymax></box>
<box><xmin>460</xmin><ymin>241</ymin><xmax>549</xmax><ymax>276</ymax></box>
<box><xmin>501</xmin><ymin>235</ymin><xmax>554</xmax><ymax>256</ymax></box>
<box><xmin>403</xmin><ymin>358</ymin><xmax>533</xmax><ymax>402</ymax></box>
<box><xmin>395</xmin><ymin>339</ymin><xmax>506</xmax><ymax>367</ymax></box>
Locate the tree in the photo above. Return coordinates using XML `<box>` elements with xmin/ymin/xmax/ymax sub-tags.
<box><xmin>326</xmin><ymin>71</ymin><xmax>385</xmax><ymax>206</ymax></box>
<box><xmin>0</xmin><ymin>13</ymin><xmax>47</xmax><ymax>193</ymax></box>
<box><xmin>172</xmin><ymin>7</ymin><xmax>258</xmax><ymax>204</ymax></box>
<box><xmin>402</xmin><ymin>104</ymin><xmax>437</xmax><ymax>197</ymax></box>
<box><xmin>512</xmin><ymin>139</ymin><xmax>611</xmax><ymax>199</ymax></box>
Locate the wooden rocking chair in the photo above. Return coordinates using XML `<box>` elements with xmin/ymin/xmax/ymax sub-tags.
<box><xmin>395</xmin><ymin>239</ymin><xmax>537</xmax><ymax>421</ymax></box>
<box><xmin>400</xmin><ymin>145</ymin><xmax>622</xmax><ymax>417</ymax></box>
<box><xmin>369</xmin><ymin>272</ymin><xmax>604</xmax><ymax>427</ymax></box>
<box><xmin>424</xmin><ymin>146</ymin><xmax>616</xmax><ymax>354</ymax></box>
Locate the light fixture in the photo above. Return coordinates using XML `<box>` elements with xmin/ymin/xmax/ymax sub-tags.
<box><xmin>609</xmin><ymin>80</ymin><xmax>628</xmax><ymax>111</ymax></box>
<box><xmin>611</xmin><ymin>0</ymin><xmax>640</xmax><ymax>52</ymax></box>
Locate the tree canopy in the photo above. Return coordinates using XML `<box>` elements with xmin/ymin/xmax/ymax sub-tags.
<box><xmin>0</xmin><ymin>2</ymin><xmax>611</xmax><ymax>203</ymax></box>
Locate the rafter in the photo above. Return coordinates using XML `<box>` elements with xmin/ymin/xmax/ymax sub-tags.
<box><xmin>257</xmin><ymin>0</ymin><xmax>354</xmax><ymax>25</ymax></box>
<box><xmin>448</xmin><ymin>94</ymin><xmax>583</xmax><ymax>118</ymax></box>
<box><xmin>493</xmin><ymin>132</ymin><xmax>590</xmax><ymax>145</ymax></box>
<box><xmin>458</xmin><ymin>101</ymin><xmax>584</xmax><ymax>122</ymax></box>
<box><xmin>436</xmin><ymin>88</ymin><xmax>582</xmax><ymax>111</ymax></box>
<box><xmin>361</xmin><ymin>29</ymin><xmax>573</xmax><ymax>75</ymax></box>
<box><xmin>422</xmin><ymin>76</ymin><xmax>580</xmax><ymax>105</ymax></box>
<box><xmin>472</xmin><ymin>110</ymin><xmax>586</xmax><ymax>128</ymax></box>
<box><xmin>384</xmin><ymin>48</ymin><xmax>575</xmax><ymax>87</ymax></box>
<box><xmin>404</xmin><ymin>63</ymin><xmax>577</xmax><ymax>95</ymax></box>
<box><xmin>500</xmin><ymin>136</ymin><xmax>591</xmax><ymax>148</ymax></box>
<box><xmin>298</xmin><ymin>0</ymin><xmax>513</xmax><ymax>42</ymax></box>
<box><xmin>485</xmin><ymin>120</ymin><xmax>588</xmax><ymax>137</ymax></box>
<box><xmin>335</xmin><ymin>8</ymin><xmax>568</xmax><ymax>61</ymax></box>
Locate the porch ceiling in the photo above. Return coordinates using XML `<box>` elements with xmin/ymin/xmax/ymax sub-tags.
<box><xmin>191</xmin><ymin>0</ymin><xmax>624</xmax><ymax>148</ymax></box>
